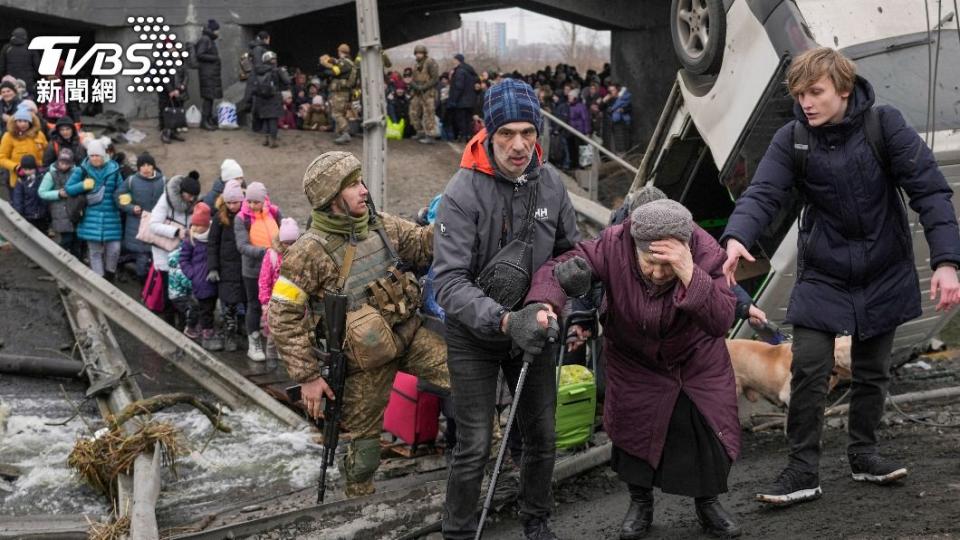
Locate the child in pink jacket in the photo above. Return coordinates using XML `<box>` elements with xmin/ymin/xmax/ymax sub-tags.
<box><xmin>258</xmin><ymin>217</ymin><xmax>300</xmax><ymax>360</ymax></box>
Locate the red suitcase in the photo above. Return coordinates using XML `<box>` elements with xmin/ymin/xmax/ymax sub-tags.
<box><xmin>384</xmin><ymin>371</ymin><xmax>441</xmax><ymax>448</ymax></box>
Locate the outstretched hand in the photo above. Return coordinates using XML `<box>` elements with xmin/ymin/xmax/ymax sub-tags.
<box><xmin>722</xmin><ymin>238</ymin><xmax>755</xmax><ymax>287</ymax></box>
<box><xmin>931</xmin><ymin>265</ymin><xmax>960</xmax><ymax>312</ymax></box>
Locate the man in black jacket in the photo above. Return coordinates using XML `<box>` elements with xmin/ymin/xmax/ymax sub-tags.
<box><xmin>241</xmin><ymin>31</ymin><xmax>270</xmax><ymax>130</ymax></box>
<box><xmin>434</xmin><ymin>78</ymin><xmax>580</xmax><ymax>540</ymax></box>
<box><xmin>722</xmin><ymin>47</ymin><xmax>960</xmax><ymax>507</ymax></box>
<box><xmin>195</xmin><ymin>19</ymin><xmax>222</xmax><ymax>131</ymax></box>
<box><xmin>0</xmin><ymin>28</ymin><xmax>39</xmax><ymax>96</ymax></box>
<box><xmin>448</xmin><ymin>53</ymin><xmax>478</xmax><ymax>142</ymax></box>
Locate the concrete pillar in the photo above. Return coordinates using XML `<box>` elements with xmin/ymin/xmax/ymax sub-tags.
<box><xmin>609</xmin><ymin>1</ymin><xmax>678</xmax><ymax>152</ymax></box>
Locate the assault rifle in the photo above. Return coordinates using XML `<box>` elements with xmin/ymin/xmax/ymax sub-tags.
<box><xmin>316</xmin><ymin>289</ymin><xmax>348</xmax><ymax>503</ymax></box>
<box><xmin>283</xmin><ymin>289</ymin><xmax>348</xmax><ymax>504</ymax></box>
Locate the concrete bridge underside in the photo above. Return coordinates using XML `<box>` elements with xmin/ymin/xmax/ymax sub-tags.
<box><xmin>0</xmin><ymin>0</ymin><xmax>676</xmax><ymax>150</ymax></box>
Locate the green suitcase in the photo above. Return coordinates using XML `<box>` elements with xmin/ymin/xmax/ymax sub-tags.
<box><xmin>555</xmin><ymin>365</ymin><xmax>597</xmax><ymax>449</ymax></box>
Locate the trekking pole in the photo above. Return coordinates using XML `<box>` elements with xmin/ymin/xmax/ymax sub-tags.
<box><xmin>475</xmin><ymin>320</ymin><xmax>559</xmax><ymax>540</ymax></box>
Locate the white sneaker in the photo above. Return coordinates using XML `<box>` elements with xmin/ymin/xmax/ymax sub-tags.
<box><xmin>247</xmin><ymin>331</ymin><xmax>266</xmax><ymax>362</ymax></box>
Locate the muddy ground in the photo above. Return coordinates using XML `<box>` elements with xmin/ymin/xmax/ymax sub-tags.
<box><xmin>2</xmin><ymin>125</ymin><xmax>959</xmax><ymax>538</ymax></box>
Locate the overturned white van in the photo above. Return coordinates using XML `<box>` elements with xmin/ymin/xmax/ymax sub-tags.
<box><xmin>636</xmin><ymin>0</ymin><xmax>960</xmax><ymax>363</ymax></box>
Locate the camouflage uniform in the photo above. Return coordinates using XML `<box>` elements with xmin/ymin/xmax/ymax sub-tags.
<box><xmin>268</xmin><ymin>152</ymin><xmax>449</xmax><ymax>498</ymax></box>
<box><xmin>409</xmin><ymin>45</ymin><xmax>440</xmax><ymax>138</ymax></box>
<box><xmin>322</xmin><ymin>46</ymin><xmax>356</xmax><ymax>139</ymax></box>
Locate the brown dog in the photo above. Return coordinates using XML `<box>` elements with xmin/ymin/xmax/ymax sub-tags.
<box><xmin>727</xmin><ymin>337</ymin><xmax>851</xmax><ymax>407</ymax></box>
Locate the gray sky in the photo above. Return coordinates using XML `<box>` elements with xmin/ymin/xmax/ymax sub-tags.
<box><xmin>461</xmin><ymin>7</ymin><xmax>611</xmax><ymax>46</ymax></box>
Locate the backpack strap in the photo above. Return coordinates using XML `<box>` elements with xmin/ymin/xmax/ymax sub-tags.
<box><xmin>862</xmin><ymin>107</ymin><xmax>893</xmax><ymax>181</ymax></box>
<box><xmin>792</xmin><ymin>119</ymin><xmax>810</xmax><ymax>185</ymax></box>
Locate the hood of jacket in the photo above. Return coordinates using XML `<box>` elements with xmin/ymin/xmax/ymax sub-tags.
<box><xmin>793</xmin><ymin>75</ymin><xmax>875</xmax><ymax>131</ymax></box>
<box><xmin>9</xmin><ymin>28</ymin><xmax>27</xmax><ymax>46</ymax></box>
<box><xmin>165</xmin><ymin>174</ymin><xmax>194</xmax><ymax>215</ymax></box>
<box><xmin>80</xmin><ymin>155</ymin><xmax>120</xmax><ymax>179</ymax></box>
<box><xmin>459</xmin><ymin>128</ymin><xmax>543</xmax><ymax>181</ymax></box>
<box><xmin>5</xmin><ymin>113</ymin><xmax>41</xmax><ymax>139</ymax></box>
<box><xmin>254</xmin><ymin>63</ymin><xmax>274</xmax><ymax>76</ymax></box>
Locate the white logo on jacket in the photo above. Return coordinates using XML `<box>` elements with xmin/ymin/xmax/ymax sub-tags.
<box><xmin>534</xmin><ymin>208</ymin><xmax>548</xmax><ymax>220</ymax></box>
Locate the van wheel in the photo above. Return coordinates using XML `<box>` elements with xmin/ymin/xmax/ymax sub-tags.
<box><xmin>670</xmin><ymin>0</ymin><xmax>726</xmax><ymax>75</ymax></box>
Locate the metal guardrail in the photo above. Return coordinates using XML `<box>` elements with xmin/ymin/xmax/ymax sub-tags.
<box><xmin>541</xmin><ymin>110</ymin><xmax>639</xmax><ymax>176</ymax></box>
<box><xmin>0</xmin><ymin>198</ymin><xmax>308</xmax><ymax>429</ymax></box>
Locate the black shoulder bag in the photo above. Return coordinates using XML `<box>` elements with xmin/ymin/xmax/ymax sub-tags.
<box><xmin>476</xmin><ymin>181</ymin><xmax>540</xmax><ymax>310</ymax></box>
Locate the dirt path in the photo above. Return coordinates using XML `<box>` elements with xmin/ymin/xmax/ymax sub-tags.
<box><xmin>123</xmin><ymin>120</ymin><xmax>464</xmax><ymax>221</ymax></box>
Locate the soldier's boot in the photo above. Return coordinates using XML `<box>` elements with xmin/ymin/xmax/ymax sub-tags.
<box><xmin>334</xmin><ymin>132</ymin><xmax>351</xmax><ymax>145</ymax></box>
<box><xmin>339</xmin><ymin>437</ymin><xmax>381</xmax><ymax>498</ymax></box>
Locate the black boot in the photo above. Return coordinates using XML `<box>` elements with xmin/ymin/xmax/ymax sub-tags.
<box><xmin>695</xmin><ymin>497</ymin><xmax>741</xmax><ymax>538</ymax></box>
<box><xmin>103</xmin><ymin>271</ymin><xmax>116</xmax><ymax>284</ymax></box>
<box><xmin>269</xmin><ymin>135</ymin><xmax>278</xmax><ymax>148</ymax></box>
<box><xmin>201</xmin><ymin>119</ymin><xmax>217</xmax><ymax>131</ymax></box>
<box><xmin>161</xmin><ymin>129</ymin><xmax>172</xmax><ymax>144</ymax></box>
<box><xmin>620</xmin><ymin>485</ymin><xmax>653</xmax><ymax>539</ymax></box>
<box><xmin>170</xmin><ymin>130</ymin><xmax>185</xmax><ymax>142</ymax></box>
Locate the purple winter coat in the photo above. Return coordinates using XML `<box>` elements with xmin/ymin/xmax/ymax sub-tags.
<box><xmin>527</xmin><ymin>222</ymin><xmax>740</xmax><ymax>467</ymax></box>
<box><xmin>179</xmin><ymin>235</ymin><xmax>217</xmax><ymax>300</ymax></box>
<box><xmin>567</xmin><ymin>99</ymin><xmax>590</xmax><ymax>135</ymax></box>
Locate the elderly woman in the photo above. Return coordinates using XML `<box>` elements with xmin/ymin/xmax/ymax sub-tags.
<box><xmin>527</xmin><ymin>199</ymin><xmax>742</xmax><ymax>539</ymax></box>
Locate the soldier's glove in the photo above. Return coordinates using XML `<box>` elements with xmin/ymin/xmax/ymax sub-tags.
<box><xmin>206</xmin><ymin>270</ymin><xmax>220</xmax><ymax>283</ymax></box>
<box><xmin>506</xmin><ymin>303</ymin><xmax>559</xmax><ymax>356</ymax></box>
<box><xmin>555</xmin><ymin>256</ymin><xmax>592</xmax><ymax>297</ymax></box>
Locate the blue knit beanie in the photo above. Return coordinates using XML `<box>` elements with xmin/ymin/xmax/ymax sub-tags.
<box><xmin>13</xmin><ymin>105</ymin><xmax>32</xmax><ymax>122</ymax></box>
<box><xmin>483</xmin><ymin>78</ymin><xmax>542</xmax><ymax>136</ymax></box>
<box><xmin>207</xmin><ymin>19</ymin><xmax>220</xmax><ymax>31</ymax></box>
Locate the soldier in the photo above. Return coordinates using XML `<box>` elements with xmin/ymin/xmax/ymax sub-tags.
<box><xmin>268</xmin><ymin>151</ymin><xmax>449</xmax><ymax>498</ymax></box>
<box><xmin>409</xmin><ymin>44</ymin><xmax>439</xmax><ymax>144</ymax></box>
<box><xmin>319</xmin><ymin>44</ymin><xmax>356</xmax><ymax>145</ymax></box>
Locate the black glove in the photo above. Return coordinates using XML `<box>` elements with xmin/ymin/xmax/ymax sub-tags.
<box><xmin>506</xmin><ymin>303</ymin><xmax>558</xmax><ymax>356</ymax></box>
<box><xmin>555</xmin><ymin>256</ymin><xmax>592</xmax><ymax>297</ymax></box>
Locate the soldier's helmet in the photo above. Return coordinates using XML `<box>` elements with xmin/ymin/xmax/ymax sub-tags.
<box><xmin>414</xmin><ymin>44</ymin><xmax>427</xmax><ymax>55</ymax></box>
<box><xmin>303</xmin><ymin>151</ymin><xmax>361</xmax><ymax>209</ymax></box>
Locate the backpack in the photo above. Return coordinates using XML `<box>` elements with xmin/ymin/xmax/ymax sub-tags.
<box><xmin>254</xmin><ymin>70</ymin><xmax>276</xmax><ymax>98</ymax></box>
<box><xmin>238</xmin><ymin>51</ymin><xmax>254</xmax><ymax>81</ymax></box>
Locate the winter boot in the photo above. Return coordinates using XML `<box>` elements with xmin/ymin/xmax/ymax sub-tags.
<box><xmin>201</xmin><ymin>119</ymin><xmax>217</xmax><ymax>131</ymax></box>
<box><xmin>161</xmin><ymin>129</ymin><xmax>172</xmax><ymax>144</ymax></box>
<box><xmin>269</xmin><ymin>135</ymin><xmax>279</xmax><ymax>148</ymax></box>
<box><xmin>170</xmin><ymin>130</ymin><xmax>185</xmax><ymax>142</ymax></box>
<box><xmin>247</xmin><ymin>331</ymin><xmax>266</xmax><ymax>362</ymax></box>
<box><xmin>522</xmin><ymin>517</ymin><xmax>558</xmax><ymax>540</ymax></box>
<box><xmin>223</xmin><ymin>316</ymin><xmax>239</xmax><ymax>352</ymax></box>
<box><xmin>201</xmin><ymin>329</ymin><xmax>223</xmax><ymax>351</ymax></box>
<box><xmin>694</xmin><ymin>497</ymin><xmax>741</xmax><ymax>538</ymax></box>
<box><xmin>334</xmin><ymin>132</ymin><xmax>351</xmax><ymax>145</ymax></box>
<box><xmin>621</xmin><ymin>485</ymin><xmax>654</xmax><ymax>539</ymax></box>
<box><xmin>183</xmin><ymin>324</ymin><xmax>201</xmax><ymax>340</ymax></box>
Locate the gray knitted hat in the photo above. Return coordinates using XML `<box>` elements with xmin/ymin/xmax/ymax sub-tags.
<box><xmin>626</xmin><ymin>185</ymin><xmax>667</xmax><ymax>213</ymax></box>
<box><xmin>630</xmin><ymin>199</ymin><xmax>693</xmax><ymax>251</ymax></box>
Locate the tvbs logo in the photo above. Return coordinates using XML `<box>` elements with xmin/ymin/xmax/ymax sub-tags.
<box><xmin>27</xmin><ymin>16</ymin><xmax>187</xmax><ymax>94</ymax></box>
<box><xmin>29</xmin><ymin>36</ymin><xmax>151</xmax><ymax>76</ymax></box>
